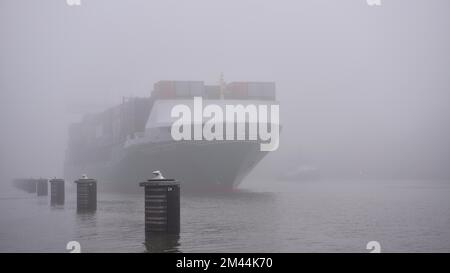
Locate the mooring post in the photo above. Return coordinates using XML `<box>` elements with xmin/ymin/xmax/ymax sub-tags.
<box><xmin>49</xmin><ymin>178</ymin><xmax>65</xmax><ymax>206</ymax></box>
<box><xmin>139</xmin><ymin>171</ymin><xmax>180</xmax><ymax>242</ymax></box>
<box><xmin>26</xmin><ymin>179</ymin><xmax>37</xmax><ymax>193</ymax></box>
<box><xmin>36</xmin><ymin>178</ymin><xmax>48</xmax><ymax>196</ymax></box>
<box><xmin>74</xmin><ymin>175</ymin><xmax>97</xmax><ymax>212</ymax></box>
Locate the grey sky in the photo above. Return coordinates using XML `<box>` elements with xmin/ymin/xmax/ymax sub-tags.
<box><xmin>1</xmin><ymin>0</ymin><xmax>449</xmax><ymax>181</ymax></box>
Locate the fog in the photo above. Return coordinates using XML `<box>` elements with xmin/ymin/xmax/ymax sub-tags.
<box><xmin>1</xmin><ymin>0</ymin><xmax>450</xmax><ymax>183</ymax></box>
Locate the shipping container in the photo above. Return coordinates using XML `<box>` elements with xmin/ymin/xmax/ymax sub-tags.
<box><xmin>153</xmin><ymin>81</ymin><xmax>175</xmax><ymax>99</ymax></box>
<box><xmin>189</xmin><ymin>81</ymin><xmax>205</xmax><ymax>97</ymax></box>
<box><xmin>153</xmin><ymin>80</ymin><xmax>205</xmax><ymax>99</ymax></box>
<box><xmin>225</xmin><ymin>82</ymin><xmax>248</xmax><ymax>99</ymax></box>
<box><xmin>247</xmin><ymin>82</ymin><xmax>276</xmax><ymax>100</ymax></box>
<box><xmin>225</xmin><ymin>82</ymin><xmax>276</xmax><ymax>100</ymax></box>
<box><xmin>204</xmin><ymin>85</ymin><xmax>221</xmax><ymax>99</ymax></box>
<box><xmin>174</xmin><ymin>81</ymin><xmax>190</xmax><ymax>98</ymax></box>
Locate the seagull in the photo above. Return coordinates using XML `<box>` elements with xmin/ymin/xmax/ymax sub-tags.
<box><xmin>81</xmin><ymin>174</ymin><xmax>88</xmax><ymax>179</ymax></box>
<box><xmin>152</xmin><ymin>170</ymin><xmax>165</xmax><ymax>180</ymax></box>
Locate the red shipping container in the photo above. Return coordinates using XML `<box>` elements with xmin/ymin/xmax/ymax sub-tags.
<box><xmin>226</xmin><ymin>82</ymin><xmax>248</xmax><ymax>99</ymax></box>
<box><xmin>154</xmin><ymin>81</ymin><xmax>175</xmax><ymax>99</ymax></box>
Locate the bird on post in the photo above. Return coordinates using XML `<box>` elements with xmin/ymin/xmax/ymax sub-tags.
<box><xmin>152</xmin><ymin>170</ymin><xmax>165</xmax><ymax>180</ymax></box>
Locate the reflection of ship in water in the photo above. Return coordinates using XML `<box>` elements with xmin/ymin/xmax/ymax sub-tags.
<box><xmin>144</xmin><ymin>234</ymin><xmax>180</xmax><ymax>253</ymax></box>
<box><xmin>65</xmin><ymin>79</ymin><xmax>278</xmax><ymax>192</ymax></box>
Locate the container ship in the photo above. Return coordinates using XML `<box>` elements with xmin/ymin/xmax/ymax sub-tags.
<box><xmin>64</xmin><ymin>79</ymin><xmax>278</xmax><ymax>192</ymax></box>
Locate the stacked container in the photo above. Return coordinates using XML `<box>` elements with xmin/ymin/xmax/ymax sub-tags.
<box><xmin>204</xmin><ymin>85</ymin><xmax>221</xmax><ymax>99</ymax></box>
<box><xmin>153</xmin><ymin>81</ymin><xmax>205</xmax><ymax>99</ymax></box>
<box><xmin>225</xmin><ymin>82</ymin><xmax>276</xmax><ymax>100</ymax></box>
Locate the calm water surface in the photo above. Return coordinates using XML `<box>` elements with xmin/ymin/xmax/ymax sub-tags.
<box><xmin>1</xmin><ymin>179</ymin><xmax>449</xmax><ymax>252</ymax></box>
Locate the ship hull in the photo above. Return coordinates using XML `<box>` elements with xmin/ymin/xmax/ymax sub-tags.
<box><xmin>65</xmin><ymin>140</ymin><xmax>267</xmax><ymax>193</ymax></box>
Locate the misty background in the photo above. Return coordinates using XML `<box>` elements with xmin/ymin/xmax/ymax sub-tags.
<box><xmin>1</xmin><ymin>0</ymin><xmax>449</xmax><ymax>184</ymax></box>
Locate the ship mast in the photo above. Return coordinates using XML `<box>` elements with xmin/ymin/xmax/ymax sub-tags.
<box><xmin>219</xmin><ymin>72</ymin><xmax>226</xmax><ymax>99</ymax></box>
